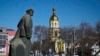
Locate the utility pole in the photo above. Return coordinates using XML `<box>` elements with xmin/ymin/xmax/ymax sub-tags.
<box><xmin>73</xmin><ymin>28</ymin><xmax>76</xmax><ymax>56</ymax></box>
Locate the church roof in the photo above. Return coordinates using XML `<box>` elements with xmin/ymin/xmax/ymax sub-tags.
<box><xmin>50</xmin><ymin>8</ymin><xmax>59</xmax><ymax>21</ymax></box>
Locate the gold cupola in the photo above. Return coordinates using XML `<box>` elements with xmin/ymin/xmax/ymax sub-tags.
<box><xmin>49</xmin><ymin>8</ymin><xmax>59</xmax><ymax>28</ymax></box>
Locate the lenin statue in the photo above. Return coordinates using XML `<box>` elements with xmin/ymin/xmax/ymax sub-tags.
<box><xmin>9</xmin><ymin>8</ymin><xmax>34</xmax><ymax>56</ymax></box>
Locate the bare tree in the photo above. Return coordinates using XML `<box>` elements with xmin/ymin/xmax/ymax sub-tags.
<box><xmin>60</xmin><ymin>27</ymin><xmax>76</xmax><ymax>43</ymax></box>
<box><xmin>96</xmin><ymin>21</ymin><xmax>100</xmax><ymax>37</ymax></box>
<box><xmin>34</xmin><ymin>25</ymin><xmax>48</xmax><ymax>40</ymax></box>
<box><xmin>34</xmin><ymin>25</ymin><xmax>49</xmax><ymax>52</ymax></box>
<box><xmin>32</xmin><ymin>21</ymin><xmax>99</xmax><ymax>55</ymax></box>
<box><xmin>79</xmin><ymin>22</ymin><xmax>95</xmax><ymax>38</ymax></box>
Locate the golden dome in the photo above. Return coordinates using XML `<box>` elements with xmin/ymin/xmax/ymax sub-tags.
<box><xmin>50</xmin><ymin>8</ymin><xmax>59</xmax><ymax>21</ymax></box>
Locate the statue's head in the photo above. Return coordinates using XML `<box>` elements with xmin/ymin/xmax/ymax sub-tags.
<box><xmin>26</xmin><ymin>8</ymin><xmax>34</xmax><ymax>16</ymax></box>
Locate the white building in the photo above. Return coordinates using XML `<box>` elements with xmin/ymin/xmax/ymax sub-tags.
<box><xmin>91</xmin><ymin>41</ymin><xmax>100</xmax><ymax>56</ymax></box>
<box><xmin>0</xmin><ymin>27</ymin><xmax>8</xmax><ymax>56</ymax></box>
<box><xmin>0</xmin><ymin>27</ymin><xmax>16</xmax><ymax>56</ymax></box>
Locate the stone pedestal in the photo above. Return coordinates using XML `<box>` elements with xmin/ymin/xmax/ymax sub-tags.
<box><xmin>9</xmin><ymin>37</ymin><xmax>31</xmax><ymax>56</ymax></box>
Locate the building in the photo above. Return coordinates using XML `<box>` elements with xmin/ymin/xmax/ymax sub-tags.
<box><xmin>49</xmin><ymin>8</ymin><xmax>60</xmax><ymax>41</ymax></box>
<box><xmin>0</xmin><ymin>27</ymin><xmax>7</xmax><ymax>56</ymax></box>
<box><xmin>74</xmin><ymin>37</ymin><xmax>100</xmax><ymax>56</ymax></box>
<box><xmin>91</xmin><ymin>41</ymin><xmax>100</xmax><ymax>56</ymax></box>
<box><xmin>7</xmin><ymin>29</ymin><xmax>16</xmax><ymax>41</ymax></box>
<box><xmin>49</xmin><ymin>8</ymin><xmax>66</xmax><ymax>54</ymax></box>
<box><xmin>0</xmin><ymin>27</ymin><xmax>16</xmax><ymax>56</ymax></box>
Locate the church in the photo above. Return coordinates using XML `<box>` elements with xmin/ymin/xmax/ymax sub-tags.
<box><xmin>49</xmin><ymin>8</ymin><xmax>66</xmax><ymax>54</ymax></box>
<box><xmin>32</xmin><ymin>8</ymin><xmax>67</xmax><ymax>56</ymax></box>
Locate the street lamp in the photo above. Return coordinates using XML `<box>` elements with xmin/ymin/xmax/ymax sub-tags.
<box><xmin>73</xmin><ymin>28</ymin><xmax>76</xmax><ymax>55</ymax></box>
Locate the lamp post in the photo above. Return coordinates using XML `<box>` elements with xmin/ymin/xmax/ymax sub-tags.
<box><xmin>73</xmin><ymin>28</ymin><xmax>75</xmax><ymax>56</ymax></box>
<box><xmin>39</xmin><ymin>34</ymin><xmax>42</xmax><ymax>56</ymax></box>
<box><xmin>72</xmin><ymin>28</ymin><xmax>76</xmax><ymax>56</ymax></box>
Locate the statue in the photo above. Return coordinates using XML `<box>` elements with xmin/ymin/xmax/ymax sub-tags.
<box><xmin>9</xmin><ymin>8</ymin><xmax>34</xmax><ymax>56</ymax></box>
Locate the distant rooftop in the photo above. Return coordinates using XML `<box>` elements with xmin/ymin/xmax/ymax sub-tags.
<box><xmin>7</xmin><ymin>29</ymin><xmax>15</xmax><ymax>31</ymax></box>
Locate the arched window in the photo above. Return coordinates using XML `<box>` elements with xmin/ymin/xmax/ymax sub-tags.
<box><xmin>52</xmin><ymin>23</ymin><xmax>53</xmax><ymax>27</ymax></box>
<box><xmin>55</xmin><ymin>23</ymin><xmax>57</xmax><ymax>27</ymax></box>
<box><xmin>55</xmin><ymin>31</ymin><xmax>58</xmax><ymax>37</ymax></box>
<box><xmin>51</xmin><ymin>22</ymin><xmax>53</xmax><ymax>27</ymax></box>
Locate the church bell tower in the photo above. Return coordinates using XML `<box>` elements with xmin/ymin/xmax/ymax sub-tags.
<box><xmin>49</xmin><ymin>8</ymin><xmax>60</xmax><ymax>41</ymax></box>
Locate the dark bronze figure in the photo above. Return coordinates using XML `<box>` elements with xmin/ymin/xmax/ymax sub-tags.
<box><xmin>9</xmin><ymin>8</ymin><xmax>34</xmax><ymax>56</ymax></box>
